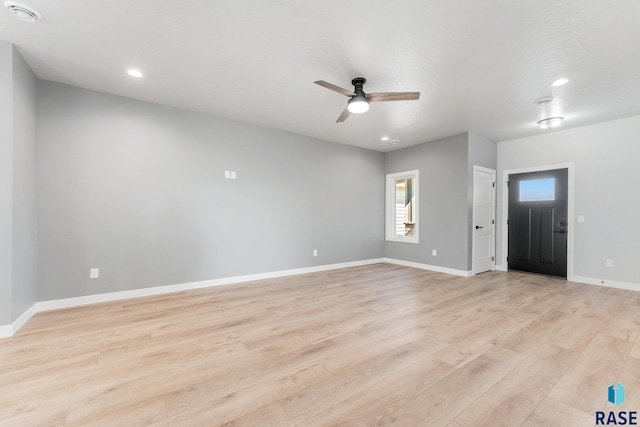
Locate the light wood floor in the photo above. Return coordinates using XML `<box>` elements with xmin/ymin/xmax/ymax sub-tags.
<box><xmin>2</xmin><ymin>263</ymin><xmax>640</xmax><ymax>426</ymax></box>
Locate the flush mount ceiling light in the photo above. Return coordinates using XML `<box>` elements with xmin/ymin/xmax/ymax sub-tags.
<box><xmin>390</xmin><ymin>140</ymin><xmax>400</xmax><ymax>145</ymax></box>
<box><xmin>4</xmin><ymin>1</ymin><xmax>41</xmax><ymax>22</ymax></box>
<box><xmin>381</xmin><ymin>137</ymin><xmax>390</xmax><ymax>141</ymax></box>
<box><xmin>552</xmin><ymin>78</ymin><xmax>569</xmax><ymax>87</ymax></box>
<box><xmin>127</xmin><ymin>69</ymin><xmax>144</xmax><ymax>78</ymax></box>
<box><xmin>537</xmin><ymin>117</ymin><xmax>564</xmax><ymax>130</ymax></box>
<box><xmin>534</xmin><ymin>96</ymin><xmax>553</xmax><ymax>106</ymax></box>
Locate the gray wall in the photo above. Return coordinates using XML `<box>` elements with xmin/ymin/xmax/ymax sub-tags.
<box><xmin>37</xmin><ymin>81</ymin><xmax>385</xmax><ymax>300</ymax></box>
<box><xmin>384</xmin><ymin>133</ymin><xmax>470</xmax><ymax>271</ymax></box>
<box><xmin>467</xmin><ymin>133</ymin><xmax>497</xmax><ymax>269</ymax></box>
<box><xmin>11</xmin><ymin>46</ymin><xmax>38</xmax><ymax>321</ymax></box>
<box><xmin>468</xmin><ymin>133</ymin><xmax>497</xmax><ymax>173</ymax></box>
<box><xmin>497</xmin><ymin>115</ymin><xmax>640</xmax><ymax>284</ymax></box>
<box><xmin>0</xmin><ymin>42</ymin><xmax>12</xmax><ymax>324</ymax></box>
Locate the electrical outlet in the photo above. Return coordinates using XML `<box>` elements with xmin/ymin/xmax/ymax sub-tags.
<box><xmin>606</xmin><ymin>259</ymin><xmax>614</xmax><ymax>268</ymax></box>
<box><xmin>224</xmin><ymin>171</ymin><xmax>231</xmax><ymax>179</ymax></box>
<box><xmin>432</xmin><ymin>249</ymin><xmax>437</xmax><ymax>256</ymax></box>
<box><xmin>89</xmin><ymin>268</ymin><xmax>100</xmax><ymax>279</ymax></box>
<box><xmin>313</xmin><ymin>249</ymin><xmax>318</xmax><ymax>257</ymax></box>
<box><xmin>231</xmin><ymin>171</ymin><xmax>237</xmax><ymax>179</ymax></box>
<box><xmin>578</xmin><ymin>215</ymin><xmax>585</xmax><ymax>223</ymax></box>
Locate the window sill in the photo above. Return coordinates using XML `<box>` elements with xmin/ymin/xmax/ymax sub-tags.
<box><xmin>386</xmin><ymin>236</ymin><xmax>419</xmax><ymax>244</ymax></box>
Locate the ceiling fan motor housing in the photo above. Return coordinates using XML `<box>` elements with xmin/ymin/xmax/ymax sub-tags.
<box><xmin>352</xmin><ymin>77</ymin><xmax>367</xmax><ymax>95</ymax></box>
<box><xmin>348</xmin><ymin>77</ymin><xmax>370</xmax><ymax>113</ymax></box>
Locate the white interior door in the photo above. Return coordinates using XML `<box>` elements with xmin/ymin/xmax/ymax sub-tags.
<box><xmin>473</xmin><ymin>166</ymin><xmax>496</xmax><ymax>274</ymax></box>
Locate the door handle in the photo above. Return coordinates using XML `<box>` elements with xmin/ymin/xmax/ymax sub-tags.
<box><xmin>554</xmin><ymin>230</ymin><xmax>566</xmax><ymax>234</ymax></box>
<box><xmin>475</xmin><ymin>225</ymin><xmax>483</xmax><ymax>229</ymax></box>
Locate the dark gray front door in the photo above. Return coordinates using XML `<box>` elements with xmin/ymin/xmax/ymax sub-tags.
<box><xmin>508</xmin><ymin>169</ymin><xmax>568</xmax><ymax>278</ymax></box>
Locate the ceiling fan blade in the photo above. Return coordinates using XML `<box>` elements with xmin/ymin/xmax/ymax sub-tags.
<box><xmin>367</xmin><ymin>92</ymin><xmax>420</xmax><ymax>102</ymax></box>
<box><xmin>336</xmin><ymin>105</ymin><xmax>351</xmax><ymax>122</ymax></box>
<box><xmin>314</xmin><ymin>80</ymin><xmax>356</xmax><ymax>97</ymax></box>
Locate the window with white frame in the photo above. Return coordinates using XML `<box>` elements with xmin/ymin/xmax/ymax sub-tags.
<box><xmin>386</xmin><ymin>170</ymin><xmax>419</xmax><ymax>243</ymax></box>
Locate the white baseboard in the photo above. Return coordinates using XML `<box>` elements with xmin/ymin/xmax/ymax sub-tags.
<box><xmin>492</xmin><ymin>266</ymin><xmax>639</xmax><ymax>291</ymax></box>
<box><xmin>383</xmin><ymin>258</ymin><xmax>473</xmax><ymax>277</ymax></box>
<box><xmin>570</xmin><ymin>275</ymin><xmax>640</xmax><ymax>292</ymax></box>
<box><xmin>36</xmin><ymin>258</ymin><xmax>386</xmax><ymax>312</ymax></box>
<box><xmin>0</xmin><ymin>325</ymin><xmax>11</xmax><ymax>339</ymax></box>
<box><xmin>14</xmin><ymin>259</ymin><xmax>633</xmax><ymax>338</ymax></box>
<box><xmin>0</xmin><ymin>303</ymin><xmax>38</xmax><ymax>339</ymax></box>
<box><xmin>1</xmin><ymin>258</ymin><xmax>385</xmax><ymax>337</ymax></box>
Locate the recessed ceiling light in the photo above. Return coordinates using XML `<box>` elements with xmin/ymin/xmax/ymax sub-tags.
<box><xmin>552</xmin><ymin>78</ymin><xmax>569</xmax><ymax>87</ymax></box>
<box><xmin>127</xmin><ymin>69</ymin><xmax>144</xmax><ymax>78</ymax></box>
<box><xmin>4</xmin><ymin>1</ymin><xmax>41</xmax><ymax>22</ymax></box>
<box><xmin>381</xmin><ymin>137</ymin><xmax>389</xmax><ymax>141</ymax></box>
<box><xmin>537</xmin><ymin>117</ymin><xmax>564</xmax><ymax>130</ymax></box>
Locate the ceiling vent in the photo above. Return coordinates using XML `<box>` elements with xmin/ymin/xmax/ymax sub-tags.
<box><xmin>4</xmin><ymin>1</ymin><xmax>41</xmax><ymax>22</ymax></box>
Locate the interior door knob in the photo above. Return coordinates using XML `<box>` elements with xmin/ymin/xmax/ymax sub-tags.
<box><xmin>475</xmin><ymin>225</ymin><xmax>483</xmax><ymax>229</ymax></box>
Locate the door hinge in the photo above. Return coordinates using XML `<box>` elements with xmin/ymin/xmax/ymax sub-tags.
<box><xmin>492</xmin><ymin>257</ymin><xmax>495</xmax><ymax>261</ymax></box>
<box><xmin>506</xmin><ymin>256</ymin><xmax>509</xmax><ymax>262</ymax></box>
<box><xmin>492</xmin><ymin>219</ymin><xmax>495</xmax><ymax>225</ymax></box>
<box><xmin>506</xmin><ymin>219</ymin><xmax>509</xmax><ymax>225</ymax></box>
<box><xmin>492</xmin><ymin>182</ymin><xmax>495</xmax><ymax>188</ymax></box>
<box><xmin>506</xmin><ymin>181</ymin><xmax>510</xmax><ymax>187</ymax></box>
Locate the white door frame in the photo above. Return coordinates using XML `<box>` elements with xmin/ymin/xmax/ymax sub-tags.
<box><xmin>501</xmin><ymin>162</ymin><xmax>575</xmax><ymax>280</ymax></box>
<box><xmin>472</xmin><ymin>166</ymin><xmax>496</xmax><ymax>275</ymax></box>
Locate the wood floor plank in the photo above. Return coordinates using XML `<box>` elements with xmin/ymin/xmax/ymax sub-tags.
<box><xmin>600</xmin><ymin>303</ymin><xmax>640</xmax><ymax>342</ymax></box>
<box><xmin>431</xmin><ymin>334</ymin><xmax>492</xmax><ymax>368</ymax></box>
<box><xmin>495</xmin><ymin>309</ymin><xmax>572</xmax><ymax>355</ymax></box>
<box><xmin>296</xmin><ymin>357</ymin><xmax>456</xmax><ymax>427</ymax></box>
<box><xmin>161</xmin><ymin>332</ymin><xmax>367</xmax><ymax>417</ymax></box>
<box><xmin>278</xmin><ymin>339</ymin><xmax>444</xmax><ymax>425</ymax></box>
<box><xmin>617</xmin><ymin>354</ymin><xmax>640</xmax><ymax>411</ymax></box>
<box><xmin>454</xmin><ymin>343</ymin><xmax>578</xmax><ymax>426</ymax></box>
<box><xmin>159</xmin><ymin>363</ymin><xmax>327</xmax><ymax>426</ymax></box>
<box><xmin>0</xmin><ymin>264</ymin><xmax>637</xmax><ymax>426</ymax></box>
<box><xmin>353</xmin><ymin>346</ymin><xmax>526</xmax><ymax>427</ymax></box>
<box><xmin>66</xmin><ymin>397</ymin><xmax>167</xmax><ymax>427</ymax></box>
<box><xmin>549</xmin><ymin>333</ymin><xmax>633</xmax><ymax>413</ymax></box>
<box><xmin>630</xmin><ymin>333</ymin><xmax>640</xmax><ymax>359</ymax></box>
<box><xmin>0</xmin><ymin>405</ymin><xmax>69</xmax><ymax>427</ymax></box>
<box><xmin>218</xmin><ymin>403</ymin><xmax>294</xmax><ymax>427</ymax></box>
<box><xmin>521</xmin><ymin>396</ymin><xmax>595</xmax><ymax>427</ymax></box>
<box><xmin>548</xmin><ymin>310</ymin><xmax>611</xmax><ymax>352</ymax></box>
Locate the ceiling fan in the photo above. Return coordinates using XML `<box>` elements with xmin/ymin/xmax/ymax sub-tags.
<box><xmin>314</xmin><ymin>77</ymin><xmax>420</xmax><ymax>122</ymax></box>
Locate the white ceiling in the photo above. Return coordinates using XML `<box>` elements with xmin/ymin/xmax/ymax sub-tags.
<box><xmin>2</xmin><ymin>0</ymin><xmax>640</xmax><ymax>152</ymax></box>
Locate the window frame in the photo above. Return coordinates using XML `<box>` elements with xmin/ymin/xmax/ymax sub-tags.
<box><xmin>385</xmin><ymin>170</ymin><xmax>419</xmax><ymax>244</ymax></box>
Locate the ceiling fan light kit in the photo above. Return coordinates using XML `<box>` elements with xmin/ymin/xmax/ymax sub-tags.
<box><xmin>314</xmin><ymin>77</ymin><xmax>419</xmax><ymax>122</ymax></box>
<box><xmin>347</xmin><ymin>95</ymin><xmax>370</xmax><ymax>113</ymax></box>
